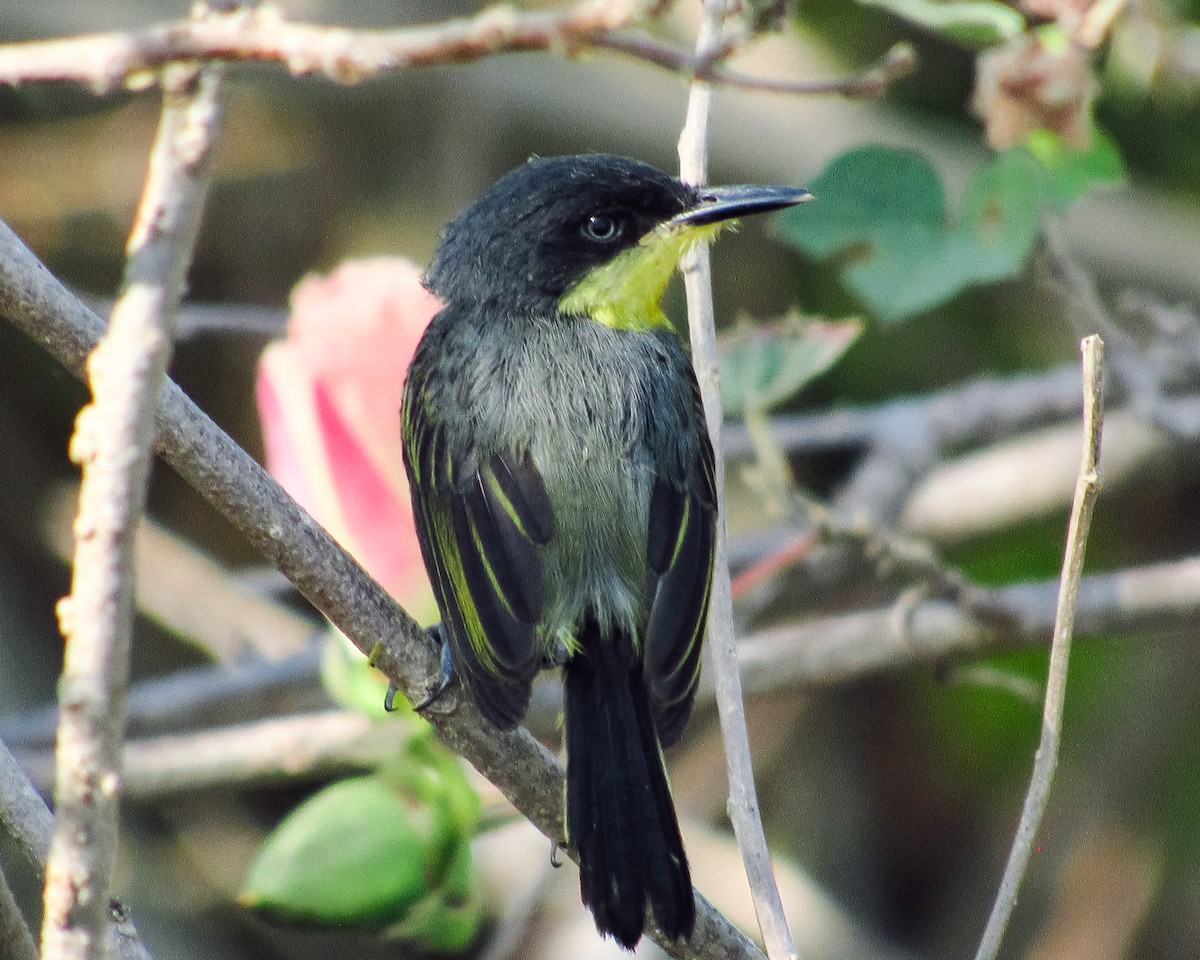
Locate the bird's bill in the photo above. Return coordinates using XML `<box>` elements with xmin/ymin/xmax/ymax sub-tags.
<box><xmin>670</xmin><ymin>183</ymin><xmax>812</xmax><ymax>228</ymax></box>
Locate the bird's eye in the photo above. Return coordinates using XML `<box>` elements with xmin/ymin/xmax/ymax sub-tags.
<box><xmin>583</xmin><ymin>214</ymin><xmax>621</xmax><ymax>243</ymax></box>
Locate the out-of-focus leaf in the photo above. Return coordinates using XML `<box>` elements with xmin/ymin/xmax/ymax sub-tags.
<box><xmin>380</xmin><ymin>835</ymin><xmax>481</xmax><ymax>951</ymax></box>
<box><xmin>951</xmin><ymin>148</ymin><xmax>1043</xmax><ymax>285</ymax></box>
<box><xmin>720</xmin><ymin>313</ymin><xmax>862</xmax><ymax>415</ymax></box>
<box><xmin>973</xmin><ymin>27</ymin><xmax>1098</xmax><ymax>150</ymax></box>
<box><xmin>784</xmin><ymin>146</ymin><xmax>945</xmax><ymax>264</ymax></box>
<box><xmin>856</xmin><ymin>0</ymin><xmax>1025</xmax><ymax>46</ymax></box>
<box><xmin>398</xmin><ymin>729</ymin><xmax>482</xmax><ymax>835</ymax></box>
<box><xmin>240</xmin><ymin>775</ymin><xmax>452</xmax><ymax>928</ymax></box>
<box><xmin>1027</xmin><ymin>127</ymin><xmax>1127</xmax><ymax>209</ymax></box>
<box><xmin>321</xmin><ymin>627</ymin><xmax>402</xmax><ymax>719</ymax></box>
<box><xmin>778</xmin><ymin>146</ymin><xmax>1042</xmax><ymax>323</ymax></box>
<box><xmin>240</xmin><ymin>733</ymin><xmax>481</xmax><ymax>949</ymax></box>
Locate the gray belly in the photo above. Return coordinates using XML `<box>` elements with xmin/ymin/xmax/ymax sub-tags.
<box><xmin>476</xmin><ymin>319</ymin><xmax>675</xmax><ymax>644</ymax></box>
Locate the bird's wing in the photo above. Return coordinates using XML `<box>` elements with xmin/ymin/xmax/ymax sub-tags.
<box><xmin>404</xmin><ymin>406</ymin><xmax>554</xmax><ymax>729</ymax></box>
<box><xmin>643</xmin><ymin>390</ymin><xmax>717</xmax><ymax>748</ymax></box>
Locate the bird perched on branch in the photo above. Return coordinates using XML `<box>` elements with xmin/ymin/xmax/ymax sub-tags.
<box><xmin>401</xmin><ymin>153</ymin><xmax>808</xmax><ymax>949</ymax></box>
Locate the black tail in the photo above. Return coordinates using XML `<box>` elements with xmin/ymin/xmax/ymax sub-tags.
<box><xmin>564</xmin><ymin>617</ymin><xmax>694</xmax><ymax>950</ymax></box>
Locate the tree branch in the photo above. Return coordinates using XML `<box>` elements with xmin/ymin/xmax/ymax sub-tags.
<box><xmin>0</xmin><ymin>739</ymin><xmax>154</xmax><ymax>960</ymax></box>
<box><xmin>0</xmin><ymin>856</ymin><xmax>38</xmax><ymax>960</ymax></box>
<box><xmin>974</xmin><ymin>334</ymin><xmax>1106</xmax><ymax>960</ymax></box>
<box><xmin>678</xmin><ymin>3</ymin><xmax>797</xmax><ymax>958</ymax></box>
<box><xmin>0</xmin><ymin>1</ymin><xmax>911</xmax><ymax>101</ymax></box>
<box><xmin>0</xmin><ymin>223</ymin><xmax>762</xmax><ymax>960</ymax></box>
<box><xmin>40</xmin><ymin>63</ymin><xmax>225</xmax><ymax>960</ymax></box>
<box><xmin>13</xmin><ymin>711</ymin><xmax>404</xmax><ymax>799</ymax></box>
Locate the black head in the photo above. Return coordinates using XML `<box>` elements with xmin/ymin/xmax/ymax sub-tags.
<box><xmin>425</xmin><ymin>155</ymin><xmax>699</xmax><ymax>309</ymax></box>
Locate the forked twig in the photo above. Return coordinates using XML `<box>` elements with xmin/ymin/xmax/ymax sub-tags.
<box><xmin>0</xmin><ymin>2</ymin><xmax>912</xmax><ymax>100</ymax></box>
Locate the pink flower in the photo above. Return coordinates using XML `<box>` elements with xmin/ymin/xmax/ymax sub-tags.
<box><xmin>256</xmin><ymin>257</ymin><xmax>441</xmax><ymax>623</ymax></box>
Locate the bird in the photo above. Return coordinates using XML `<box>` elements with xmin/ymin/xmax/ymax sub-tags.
<box><xmin>401</xmin><ymin>154</ymin><xmax>809</xmax><ymax>949</ymax></box>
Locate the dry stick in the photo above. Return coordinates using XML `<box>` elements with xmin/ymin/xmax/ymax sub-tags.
<box><xmin>0</xmin><ymin>1</ymin><xmax>911</xmax><ymax>100</ymax></box>
<box><xmin>39</xmin><ymin>64</ymin><xmax>225</xmax><ymax>960</ymax></box>
<box><xmin>14</xmin><ymin>711</ymin><xmax>406</xmax><ymax>799</ymax></box>
<box><xmin>973</xmin><ymin>334</ymin><xmax>1106</xmax><ymax>960</ymax></box>
<box><xmin>0</xmin><ymin>739</ymin><xmax>153</xmax><ymax>960</ymax></box>
<box><xmin>14</xmin><ymin>548</ymin><xmax>1200</xmax><ymax>802</ymax></box>
<box><xmin>678</xmin><ymin>3</ymin><xmax>798</xmax><ymax>959</ymax></box>
<box><xmin>0</xmin><ymin>861</ymin><xmax>38</xmax><ymax>960</ymax></box>
<box><xmin>0</xmin><ymin>240</ymin><xmax>762</xmax><ymax>960</ymax></box>
<box><xmin>0</xmin><ymin>740</ymin><xmax>53</xmax><ymax>868</ymax></box>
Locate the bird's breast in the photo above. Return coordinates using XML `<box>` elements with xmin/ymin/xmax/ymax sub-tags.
<box><xmin>472</xmin><ymin>317</ymin><xmax>687</xmax><ymax>636</ymax></box>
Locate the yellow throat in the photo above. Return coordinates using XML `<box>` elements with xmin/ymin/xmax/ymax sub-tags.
<box><xmin>558</xmin><ymin>220</ymin><xmax>727</xmax><ymax>332</ymax></box>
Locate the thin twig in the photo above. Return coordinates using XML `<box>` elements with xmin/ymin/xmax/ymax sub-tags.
<box><xmin>0</xmin><ymin>648</ymin><xmax>326</xmax><ymax>751</ymax></box>
<box><xmin>0</xmin><ymin>740</ymin><xmax>154</xmax><ymax>960</ymax></box>
<box><xmin>14</xmin><ymin>711</ymin><xmax>404</xmax><ymax>799</ymax></box>
<box><xmin>40</xmin><ymin>64</ymin><xmax>225</xmax><ymax>960</ymax></box>
<box><xmin>0</xmin><ymin>229</ymin><xmax>763</xmax><ymax>960</ymax></box>
<box><xmin>0</xmin><ymin>858</ymin><xmax>38</xmax><ymax>960</ymax></box>
<box><xmin>973</xmin><ymin>334</ymin><xmax>1106</xmax><ymax>960</ymax></box>
<box><xmin>678</xmin><ymin>3</ymin><xmax>798</xmax><ymax>958</ymax></box>
<box><xmin>0</xmin><ymin>2</ymin><xmax>912</xmax><ymax>101</ymax></box>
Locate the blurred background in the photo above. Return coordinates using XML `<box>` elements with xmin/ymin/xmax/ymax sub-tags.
<box><xmin>3</xmin><ymin>1</ymin><xmax>1200</xmax><ymax>959</ymax></box>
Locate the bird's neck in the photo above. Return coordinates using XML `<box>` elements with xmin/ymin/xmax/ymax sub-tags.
<box><xmin>558</xmin><ymin>220</ymin><xmax>724</xmax><ymax>332</ymax></box>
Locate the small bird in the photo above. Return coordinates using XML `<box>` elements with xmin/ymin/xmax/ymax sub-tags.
<box><xmin>401</xmin><ymin>154</ymin><xmax>808</xmax><ymax>949</ymax></box>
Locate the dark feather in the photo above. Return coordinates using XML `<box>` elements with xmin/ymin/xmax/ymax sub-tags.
<box><xmin>447</xmin><ymin>494</ymin><xmax>539</xmax><ymax>676</ymax></box>
<box><xmin>566</xmin><ymin>618</ymin><xmax>694</xmax><ymax>948</ymax></box>
<box><xmin>646</xmin><ymin>479</ymin><xmax>686</xmax><ymax>575</ymax></box>
<box><xmin>644</xmin><ymin>493</ymin><xmax>714</xmax><ymax>747</ymax></box>
<box><xmin>488</xmin><ymin>451</ymin><xmax>555</xmax><ymax>544</ymax></box>
<box><xmin>462</xmin><ymin>470</ymin><xmax>544</xmax><ymax>624</ymax></box>
<box><xmin>403</xmin><ymin>409</ymin><xmax>545</xmax><ymax>729</ymax></box>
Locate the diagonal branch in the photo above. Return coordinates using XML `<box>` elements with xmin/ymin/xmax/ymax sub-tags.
<box><xmin>0</xmin><ymin>221</ymin><xmax>763</xmax><ymax>960</ymax></box>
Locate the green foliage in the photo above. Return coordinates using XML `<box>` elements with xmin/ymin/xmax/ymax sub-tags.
<box><xmin>778</xmin><ymin>146</ymin><xmax>1041</xmax><ymax>323</ymax></box>
<box><xmin>720</xmin><ymin>312</ymin><xmax>862</xmax><ymax>416</ymax></box>
<box><xmin>240</xmin><ymin>733</ymin><xmax>482</xmax><ymax>951</ymax></box>
<box><xmin>778</xmin><ymin>140</ymin><xmax>1125</xmax><ymax>324</ymax></box>
<box><xmin>1027</xmin><ymin>127</ymin><xmax>1127</xmax><ymax>209</ymax></box>
<box><xmin>320</xmin><ymin>627</ymin><xmax>401</xmax><ymax>720</ymax></box>
<box><xmin>854</xmin><ymin>0</ymin><xmax>1026</xmax><ymax>46</ymax></box>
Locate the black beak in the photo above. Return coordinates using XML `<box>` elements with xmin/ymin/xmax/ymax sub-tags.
<box><xmin>671</xmin><ymin>183</ymin><xmax>812</xmax><ymax>228</ymax></box>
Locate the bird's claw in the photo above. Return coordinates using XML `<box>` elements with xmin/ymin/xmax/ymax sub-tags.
<box><xmin>412</xmin><ymin>624</ymin><xmax>455</xmax><ymax>714</ymax></box>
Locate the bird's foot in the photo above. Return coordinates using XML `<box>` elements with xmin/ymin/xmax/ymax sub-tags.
<box><xmin>407</xmin><ymin>623</ymin><xmax>455</xmax><ymax>714</ymax></box>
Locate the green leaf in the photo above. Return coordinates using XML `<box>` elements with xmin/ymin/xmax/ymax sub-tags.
<box><xmin>787</xmin><ymin>146</ymin><xmax>946</xmax><ymax>264</ymax></box>
<box><xmin>856</xmin><ymin>0</ymin><xmax>1025</xmax><ymax>46</ymax></box>
<box><xmin>1026</xmin><ymin>127</ymin><xmax>1127</xmax><ymax>209</ymax></box>
<box><xmin>320</xmin><ymin>627</ymin><xmax>400</xmax><ymax>720</ymax></box>
<box><xmin>380</xmin><ymin>837</ymin><xmax>481</xmax><ymax>951</ymax></box>
<box><xmin>778</xmin><ymin>146</ymin><xmax>1042</xmax><ymax>324</ymax></box>
<box><xmin>241</xmin><ymin>735</ymin><xmax>481</xmax><ymax>948</ymax></box>
<box><xmin>240</xmin><ymin>775</ymin><xmax>455</xmax><ymax>928</ymax></box>
<box><xmin>951</xmin><ymin>148</ymin><xmax>1043</xmax><ymax>285</ymax></box>
<box><xmin>393</xmin><ymin>729</ymin><xmax>482</xmax><ymax>836</ymax></box>
<box><xmin>720</xmin><ymin>313</ymin><xmax>862</xmax><ymax>416</ymax></box>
